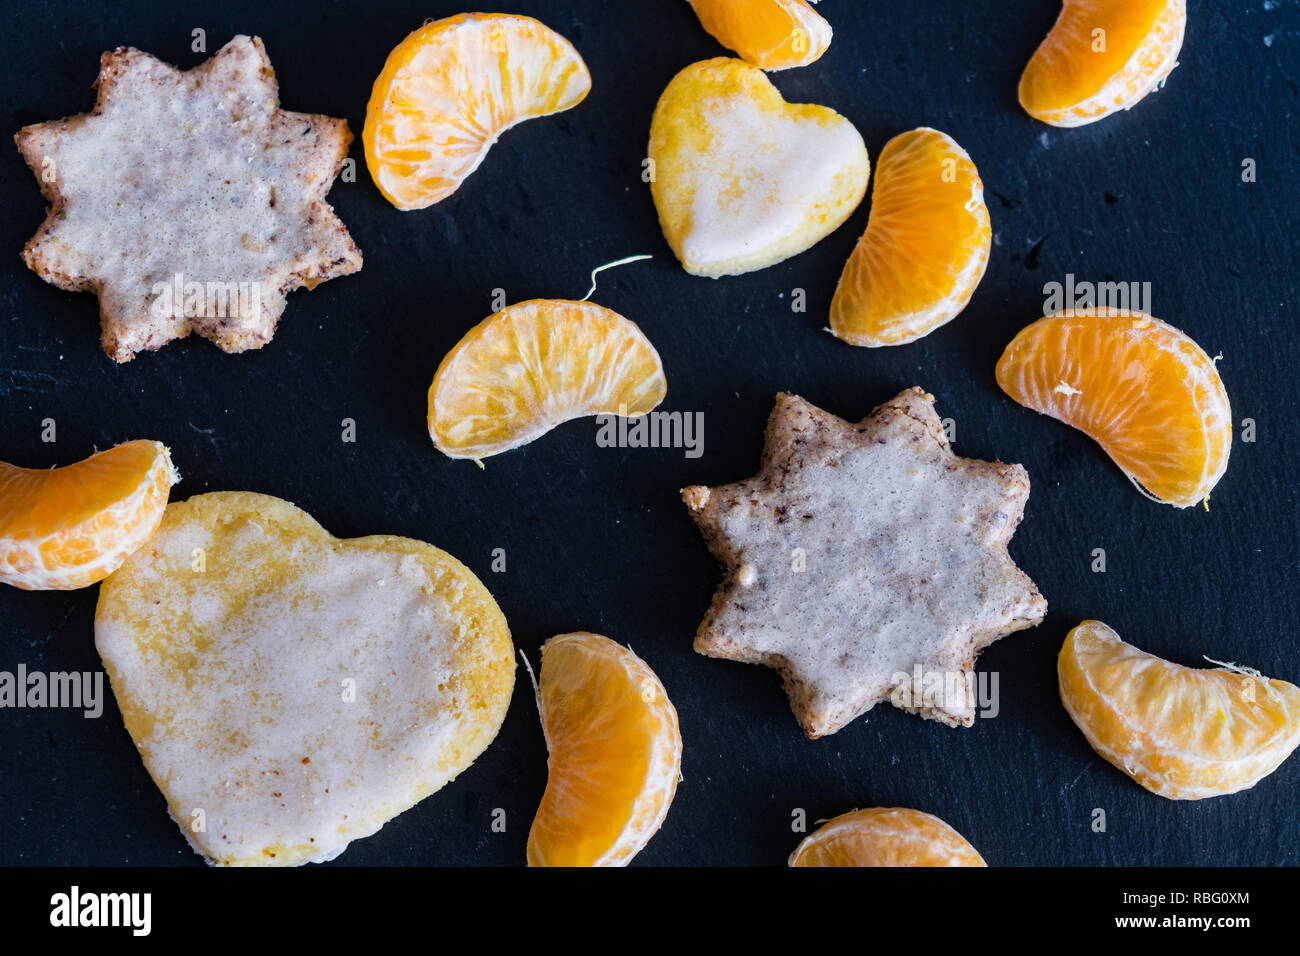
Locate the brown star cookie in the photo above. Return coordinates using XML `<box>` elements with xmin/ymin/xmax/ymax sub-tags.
<box><xmin>682</xmin><ymin>387</ymin><xmax>1047</xmax><ymax>738</ymax></box>
<box><xmin>15</xmin><ymin>35</ymin><xmax>362</xmax><ymax>362</ymax></box>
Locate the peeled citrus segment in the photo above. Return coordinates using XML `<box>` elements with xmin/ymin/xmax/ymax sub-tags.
<box><xmin>687</xmin><ymin>0</ymin><xmax>832</xmax><ymax>71</ymax></box>
<box><xmin>363</xmin><ymin>13</ymin><xmax>591</xmax><ymax>210</ymax></box>
<box><xmin>996</xmin><ymin>309</ymin><xmax>1229</xmax><ymax>507</ymax></box>
<box><xmin>428</xmin><ymin>299</ymin><xmax>666</xmax><ymax>460</ymax></box>
<box><xmin>648</xmin><ymin>57</ymin><xmax>869</xmax><ymax>277</ymax></box>
<box><xmin>829</xmin><ymin>127</ymin><xmax>991</xmax><ymax>347</ymax></box>
<box><xmin>1019</xmin><ymin>0</ymin><xmax>1185</xmax><ymax>127</ymax></box>
<box><xmin>789</xmin><ymin>807</ymin><xmax>986</xmax><ymax>867</ymax></box>
<box><xmin>527</xmin><ymin>632</ymin><xmax>682</xmax><ymax>867</ymax></box>
<box><xmin>0</xmin><ymin>440</ymin><xmax>178</xmax><ymax>590</ymax></box>
<box><xmin>1059</xmin><ymin>620</ymin><xmax>1300</xmax><ymax>800</ymax></box>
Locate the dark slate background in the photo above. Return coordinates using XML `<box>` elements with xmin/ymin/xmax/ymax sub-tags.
<box><xmin>1</xmin><ymin>0</ymin><xmax>1297</xmax><ymax>867</ymax></box>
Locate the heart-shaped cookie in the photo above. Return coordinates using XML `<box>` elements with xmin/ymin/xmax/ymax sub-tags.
<box><xmin>648</xmin><ymin>57</ymin><xmax>869</xmax><ymax>277</ymax></box>
<box><xmin>94</xmin><ymin>492</ymin><xmax>514</xmax><ymax>866</ymax></box>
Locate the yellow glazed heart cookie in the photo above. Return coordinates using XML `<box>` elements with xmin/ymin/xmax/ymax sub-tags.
<box><xmin>94</xmin><ymin>492</ymin><xmax>514</xmax><ymax>866</ymax></box>
<box><xmin>648</xmin><ymin>57</ymin><xmax>868</xmax><ymax>277</ymax></box>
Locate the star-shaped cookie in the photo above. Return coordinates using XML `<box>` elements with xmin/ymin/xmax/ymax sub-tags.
<box><xmin>15</xmin><ymin>35</ymin><xmax>362</xmax><ymax>362</ymax></box>
<box><xmin>683</xmin><ymin>388</ymin><xmax>1047</xmax><ymax>738</ymax></box>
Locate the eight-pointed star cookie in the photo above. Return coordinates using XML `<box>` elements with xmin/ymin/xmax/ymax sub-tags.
<box><xmin>682</xmin><ymin>388</ymin><xmax>1047</xmax><ymax>738</ymax></box>
<box><xmin>15</xmin><ymin>35</ymin><xmax>362</xmax><ymax>362</ymax></box>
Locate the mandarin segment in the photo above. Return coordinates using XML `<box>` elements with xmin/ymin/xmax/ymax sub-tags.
<box><xmin>0</xmin><ymin>440</ymin><xmax>178</xmax><ymax>590</ymax></box>
<box><xmin>363</xmin><ymin>13</ymin><xmax>591</xmax><ymax>210</ymax></box>
<box><xmin>1019</xmin><ymin>0</ymin><xmax>1186</xmax><ymax>127</ymax></box>
<box><xmin>428</xmin><ymin>298</ymin><xmax>667</xmax><ymax>460</ymax></box>
<box><xmin>1058</xmin><ymin>621</ymin><xmax>1300</xmax><ymax>799</ymax></box>
<box><xmin>687</xmin><ymin>0</ymin><xmax>832</xmax><ymax>71</ymax></box>
<box><xmin>648</xmin><ymin>57</ymin><xmax>869</xmax><ymax>277</ymax></box>
<box><xmin>789</xmin><ymin>807</ymin><xmax>986</xmax><ymax>867</ymax></box>
<box><xmin>527</xmin><ymin>632</ymin><xmax>682</xmax><ymax>867</ymax></box>
<box><xmin>829</xmin><ymin>127</ymin><xmax>991</xmax><ymax>347</ymax></box>
<box><xmin>995</xmin><ymin>309</ymin><xmax>1230</xmax><ymax>507</ymax></box>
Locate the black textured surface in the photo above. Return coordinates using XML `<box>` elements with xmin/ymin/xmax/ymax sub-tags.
<box><xmin>1</xmin><ymin>0</ymin><xmax>1297</xmax><ymax>867</ymax></box>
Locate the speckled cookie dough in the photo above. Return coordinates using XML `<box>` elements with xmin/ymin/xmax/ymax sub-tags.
<box><xmin>683</xmin><ymin>387</ymin><xmax>1047</xmax><ymax>738</ymax></box>
<box><xmin>15</xmin><ymin>35</ymin><xmax>362</xmax><ymax>362</ymax></box>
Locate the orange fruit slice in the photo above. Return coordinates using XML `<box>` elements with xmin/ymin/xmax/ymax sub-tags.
<box><xmin>1019</xmin><ymin>0</ymin><xmax>1186</xmax><ymax>127</ymax></box>
<box><xmin>648</xmin><ymin>57</ymin><xmax>869</xmax><ymax>277</ymax></box>
<box><xmin>363</xmin><ymin>13</ymin><xmax>591</xmax><ymax>210</ymax></box>
<box><xmin>789</xmin><ymin>807</ymin><xmax>986</xmax><ymax>867</ymax></box>
<box><xmin>996</xmin><ymin>309</ymin><xmax>1230</xmax><ymax>507</ymax></box>
<box><xmin>427</xmin><ymin>299</ymin><xmax>667</xmax><ymax>461</ymax></box>
<box><xmin>1059</xmin><ymin>620</ymin><xmax>1300</xmax><ymax>799</ymax></box>
<box><xmin>829</xmin><ymin>127</ymin><xmax>991</xmax><ymax>347</ymax></box>
<box><xmin>527</xmin><ymin>632</ymin><xmax>682</xmax><ymax>867</ymax></box>
<box><xmin>0</xmin><ymin>440</ymin><xmax>178</xmax><ymax>590</ymax></box>
<box><xmin>687</xmin><ymin>0</ymin><xmax>832</xmax><ymax>71</ymax></box>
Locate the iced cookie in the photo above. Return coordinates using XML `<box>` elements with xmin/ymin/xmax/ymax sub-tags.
<box><xmin>94</xmin><ymin>492</ymin><xmax>514</xmax><ymax>865</ymax></box>
<box><xmin>15</xmin><ymin>36</ymin><xmax>361</xmax><ymax>361</ymax></box>
<box><xmin>648</xmin><ymin>57</ymin><xmax>868</xmax><ymax>277</ymax></box>
<box><xmin>683</xmin><ymin>388</ymin><xmax>1046</xmax><ymax>737</ymax></box>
